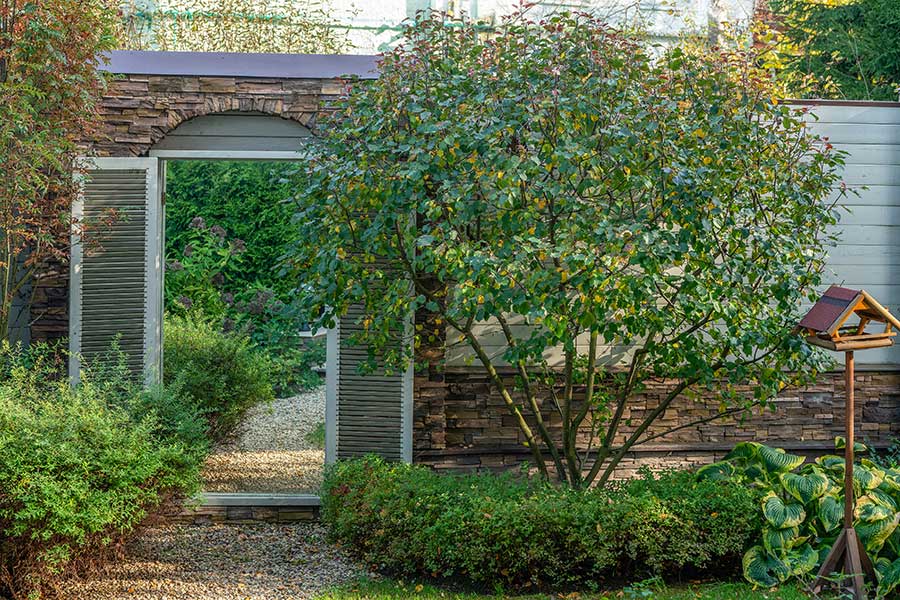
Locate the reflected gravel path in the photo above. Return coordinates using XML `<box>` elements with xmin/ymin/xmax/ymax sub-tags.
<box><xmin>61</xmin><ymin>523</ymin><xmax>363</xmax><ymax>600</ymax></box>
<box><xmin>202</xmin><ymin>386</ymin><xmax>325</xmax><ymax>494</ymax></box>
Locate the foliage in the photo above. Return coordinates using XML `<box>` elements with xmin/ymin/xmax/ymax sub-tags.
<box><xmin>287</xmin><ymin>11</ymin><xmax>849</xmax><ymax>488</ymax></box>
<box><xmin>164</xmin><ymin>162</ymin><xmax>328</xmax><ymax>396</ymax></box>
<box><xmin>0</xmin><ymin>342</ymin><xmax>204</xmax><ymax>600</ymax></box>
<box><xmin>306</xmin><ymin>421</ymin><xmax>326</xmax><ymax>450</ymax></box>
<box><xmin>762</xmin><ymin>0</ymin><xmax>900</xmax><ymax>101</ymax></box>
<box><xmin>321</xmin><ymin>457</ymin><xmax>759</xmax><ymax>590</ymax></box>
<box><xmin>111</xmin><ymin>0</ymin><xmax>350</xmax><ymax>53</ymax></box>
<box><xmin>163</xmin><ymin>311</ymin><xmax>274</xmax><ymax>440</ymax></box>
<box><xmin>0</xmin><ymin>0</ymin><xmax>115</xmax><ymax>340</ymax></box>
<box><xmin>699</xmin><ymin>441</ymin><xmax>900</xmax><ymax>595</ymax></box>
<box><xmin>165</xmin><ymin>161</ymin><xmax>300</xmax><ymax>300</ymax></box>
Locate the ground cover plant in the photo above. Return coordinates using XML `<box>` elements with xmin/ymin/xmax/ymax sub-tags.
<box><xmin>699</xmin><ymin>441</ymin><xmax>900</xmax><ymax>596</ymax></box>
<box><xmin>321</xmin><ymin>457</ymin><xmax>759</xmax><ymax>591</ymax></box>
<box><xmin>0</xmin><ymin>342</ymin><xmax>206</xmax><ymax>599</ymax></box>
<box><xmin>288</xmin><ymin>10</ymin><xmax>850</xmax><ymax>489</ymax></box>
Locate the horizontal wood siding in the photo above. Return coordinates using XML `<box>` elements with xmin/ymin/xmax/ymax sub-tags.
<box><xmin>336</xmin><ymin>304</ymin><xmax>405</xmax><ymax>460</ymax></box>
<box><xmin>152</xmin><ymin>113</ymin><xmax>311</xmax><ymax>153</ymax></box>
<box><xmin>447</xmin><ymin>103</ymin><xmax>900</xmax><ymax>367</ymax></box>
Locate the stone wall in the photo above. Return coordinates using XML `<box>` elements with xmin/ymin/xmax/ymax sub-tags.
<box><xmin>412</xmin><ymin>366</ymin><xmax>900</xmax><ymax>477</ymax></box>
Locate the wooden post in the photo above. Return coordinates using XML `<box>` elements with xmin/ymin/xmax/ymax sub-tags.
<box><xmin>813</xmin><ymin>350</ymin><xmax>876</xmax><ymax>599</ymax></box>
<box><xmin>845</xmin><ymin>350</ymin><xmax>854</xmax><ymax>529</ymax></box>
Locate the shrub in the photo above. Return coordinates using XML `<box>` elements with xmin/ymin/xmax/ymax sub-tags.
<box><xmin>321</xmin><ymin>458</ymin><xmax>759</xmax><ymax>590</ymax></box>
<box><xmin>0</xmin><ymin>344</ymin><xmax>204</xmax><ymax>600</ymax></box>
<box><xmin>699</xmin><ymin>441</ymin><xmax>900</xmax><ymax>595</ymax></box>
<box><xmin>163</xmin><ymin>312</ymin><xmax>274</xmax><ymax>440</ymax></box>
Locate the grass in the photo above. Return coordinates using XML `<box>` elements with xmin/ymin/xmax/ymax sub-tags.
<box><xmin>314</xmin><ymin>578</ymin><xmax>810</xmax><ymax>599</ymax></box>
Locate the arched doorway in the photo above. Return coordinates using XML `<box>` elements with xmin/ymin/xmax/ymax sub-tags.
<box><xmin>70</xmin><ymin>108</ymin><xmax>412</xmax><ymax>502</ymax></box>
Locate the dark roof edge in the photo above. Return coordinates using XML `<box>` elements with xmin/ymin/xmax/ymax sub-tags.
<box><xmin>99</xmin><ymin>50</ymin><xmax>380</xmax><ymax>80</ymax></box>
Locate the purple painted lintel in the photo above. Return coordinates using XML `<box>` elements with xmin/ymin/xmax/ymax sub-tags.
<box><xmin>99</xmin><ymin>50</ymin><xmax>380</xmax><ymax>80</ymax></box>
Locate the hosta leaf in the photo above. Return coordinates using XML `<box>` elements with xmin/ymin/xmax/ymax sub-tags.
<box><xmin>854</xmin><ymin>465</ymin><xmax>884</xmax><ymax>495</ymax></box>
<box><xmin>816</xmin><ymin>455</ymin><xmax>845</xmax><ymax>472</ymax></box>
<box><xmin>762</xmin><ymin>492</ymin><xmax>806</xmax><ymax>528</ymax></box>
<box><xmin>725</xmin><ymin>441</ymin><xmax>759</xmax><ymax>462</ymax></box>
<box><xmin>835</xmin><ymin>436</ymin><xmax>868</xmax><ymax>454</ymax></box>
<box><xmin>877</xmin><ymin>557</ymin><xmax>900</xmax><ymax>597</ymax></box>
<box><xmin>758</xmin><ymin>445</ymin><xmax>805</xmax><ymax>474</ymax></box>
<box><xmin>780</xmin><ymin>470</ymin><xmax>830</xmax><ymax>505</ymax></box>
<box><xmin>857</xmin><ymin>496</ymin><xmax>894</xmax><ymax>523</ymax></box>
<box><xmin>867</xmin><ymin>488</ymin><xmax>897</xmax><ymax>511</ymax></box>
<box><xmin>785</xmin><ymin>543</ymin><xmax>819</xmax><ymax>577</ymax></box>
<box><xmin>763</xmin><ymin>525</ymin><xmax>800</xmax><ymax>556</ymax></box>
<box><xmin>697</xmin><ymin>461</ymin><xmax>735</xmax><ymax>481</ymax></box>
<box><xmin>857</xmin><ymin>513</ymin><xmax>900</xmax><ymax>554</ymax></box>
<box><xmin>743</xmin><ymin>545</ymin><xmax>790</xmax><ymax>588</ymax></box>
<box><xmin>817</xmin><ymin>495</ymin><xmax>844</xmax><ymax>533</ymax></box>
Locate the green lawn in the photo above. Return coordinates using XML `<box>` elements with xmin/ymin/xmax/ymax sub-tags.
<box><xmin>314</xmin><ymin>578</ymin><xmax>809</xmax><ymax>599</ymax></box>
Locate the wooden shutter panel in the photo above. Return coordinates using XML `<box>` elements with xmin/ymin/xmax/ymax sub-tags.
<box><xmin>327</xmin><ymin>304</ymin><xmax>412</xmax><ymax>463</ymax></box>
<box><xmin>69</xmin><ymin>158</ymin><xmax>162</xmax><ymax>386</ymax></box>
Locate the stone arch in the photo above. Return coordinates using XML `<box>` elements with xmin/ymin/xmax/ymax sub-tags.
<box><xmin>90</xmin><ymin>73</ymin><xmax>329</xmax><ymax>157</ymax></box>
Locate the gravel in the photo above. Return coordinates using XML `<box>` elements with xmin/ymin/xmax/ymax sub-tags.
<box><xmin>202</xmin><ymin>386</ymin><xmax>325</xmax><ymax>494</ymax></box>
<box><xmin>61</xmin><ymin>522</ymin><xmax>366</xmax><ymax>600</ymax></box>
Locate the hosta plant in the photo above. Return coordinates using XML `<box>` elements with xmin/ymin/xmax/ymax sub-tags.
<box><xmin>698</xmin><ymin>441</ymin><xmax>900</xmax><ymax>595</ymax></box>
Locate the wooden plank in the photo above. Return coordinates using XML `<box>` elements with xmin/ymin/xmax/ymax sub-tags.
<box><xmin>804</xmin><ymin>105</ymin><xmax>900</xmax><ymax>125</ymax></box>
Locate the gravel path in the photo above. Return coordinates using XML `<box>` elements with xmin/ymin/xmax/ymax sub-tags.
<box><xmin>202</xmin><ymin>386</ymin><xmax>325</xmax><ymax>494</ymax></box>
<box><xmin>61</xmin><ymin>522</ymin><xmax>365</xmax><ymax>600</ymax></box>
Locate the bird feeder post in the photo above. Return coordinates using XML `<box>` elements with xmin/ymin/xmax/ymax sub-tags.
<box><xmin>798</xmin><ymin>286</ymin><xmax>900</xmax><ymax>600</ymax></box>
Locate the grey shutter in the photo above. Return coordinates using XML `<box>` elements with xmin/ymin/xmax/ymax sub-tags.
<box><xmin>326</xmin><ymin>304</ymin><xmax>413</xmax><ymax>463</ymax></box>
<box><xmin>69</xmin><ymin>158</ymin><xmax>162</xmax><ymax>386</ymax></box>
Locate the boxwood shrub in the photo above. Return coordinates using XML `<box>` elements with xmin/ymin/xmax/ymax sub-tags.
<box><xmin>0</xmin><ymin>342</ymin><xmax>205</xmax><ymax>599</ymax></box>
<box><xmin>322</xmin><ymin>457</ymin><xmax>761</xmax><ymax>590</ymax></box>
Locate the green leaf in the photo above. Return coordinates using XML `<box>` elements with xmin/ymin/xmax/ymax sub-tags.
<box><xmin>762</xmin><ymin>492</ymin><xmax>806</xmax><ymax>528</ymax></box>
<box><xmin>835</xmin><ymin>436</ymin><xmax>868</xmax><ymax>454</ymax></box>
<box><xmin>696</xmin><ymin>461</ymin><xmax>735</xmax><ymax>481</ymax></box>
<box><xmin>857</xmin><ymin>496</ymin><xmax>894</xmax><ymax>523</ymax></box>
<box><xmin>785</xmin><ymin>543</ymin><xmax>819</xmax><ymax>577</ymax></box>
<box><xmin>876</xmin><ymin>557</ymin><xmax>900</xmax><ymax>597</ymax></box>
<box><xmin>857</xmin><ymin>513</ymin><xmax>900</xmax><ymax>554</ymax></box>
<box><xmin>725</xmin><ymin>441</ymin><xmax>759</xmax><ymax>462</ymax></box>
<box><xmin>780</xmin><ymin>470</ymin><xmax>830</xmax><ymax>505</ymax></box>
<box><xmin>758</xmin><ymin>445</ymin><xmax>805</xmax><ymax>474</ymax></box>
<box><xmin>763</xmin><ymin>525</ymin><xmax>800</xmax><ymax>556</ymax></box>
<box><xmin>854</xmin><ymin>465</ymin><xmax>884</xmax><ymax>495</ymax></box>
<box><xmin>817</xmin><ymin>494</ymin><xmax>844</xmax><ymax>533</ymax></box>
<box><xmin>816</xmin><ymin>455</ymin><xmax>845</xmax><ymax>472</ymax></box>
<box><xmin>743</xmin><ymin>545</ymin><xmax>791</xmax><ymax>588</ymax></box>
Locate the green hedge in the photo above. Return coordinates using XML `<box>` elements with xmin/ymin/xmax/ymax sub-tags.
<box><xmin>163</xmin><ymin>312</ymin><xmax>274</xmax><ymax>440</ymax></box>
<box><xmin>321</xmin><ymin>457</ymin><xmax>761</xmax><ymax>590</ymax></box>
<box><xmin>0</xmin><ymin>342</ymin><xmax>205</xmax><ymax>599</ymax></box>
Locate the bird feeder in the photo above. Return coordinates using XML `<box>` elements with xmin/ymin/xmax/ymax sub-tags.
<box><xmin>798</xmin><ymin>286</ymin><xmax>900</xmax><ymax>599</ymax></box>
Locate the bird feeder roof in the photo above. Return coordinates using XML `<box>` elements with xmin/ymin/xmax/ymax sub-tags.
<box><xmin>798</xmin><ymin>286</ymin><xmax>900</xmax><ymax>351</ymax></box>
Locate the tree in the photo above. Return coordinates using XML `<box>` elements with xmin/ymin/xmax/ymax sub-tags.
<box><xmin>111</xmin><ymin>0</ymin><xmax>350</xmax><ymax>54</ymax></box>
<box><xmin>0</xmin><ymin>0</ymin><xmax>115</xmax><ymax>341</ymax></box>
<box><xmin>287</xmin><ymin>12</ymin><xmax>849</xmax><ymax>488</ymax></box>
<box><xmin>761</xmin><ymin>0</ymin><xmax>900</xmax><ymax>101</ymax></box>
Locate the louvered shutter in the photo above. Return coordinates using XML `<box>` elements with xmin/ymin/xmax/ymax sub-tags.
<box><xmin>326</xmin><ymin>304</ymin><xmax>413</xmax><ymax>463</ymax></box>
<box><xmin>69</xmin><ymin>158</ymin><xmax>162</xmax><ymax>386</ymax></box>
